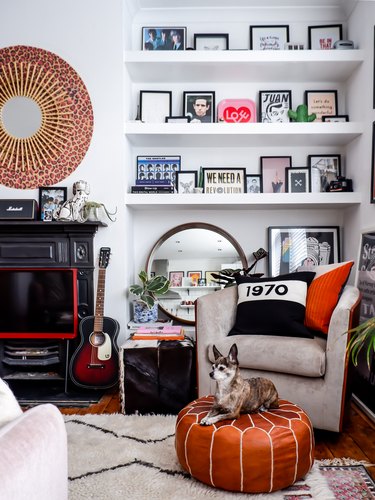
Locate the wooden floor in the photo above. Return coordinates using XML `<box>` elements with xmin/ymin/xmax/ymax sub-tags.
<box><xmin>60</xmin><ymin>388</ymin><xmax>375</xmax><ymax>481</ymax></box>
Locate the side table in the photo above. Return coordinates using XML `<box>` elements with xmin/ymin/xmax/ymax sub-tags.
<box><xmin>119</xmin><ymin>337</ymin><xmax>196</xmax><ymax>415</ymax></box>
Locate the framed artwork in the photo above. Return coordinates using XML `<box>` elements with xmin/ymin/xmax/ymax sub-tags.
<box><xmin>259</xmin><ymin>90</ymin><xmax>292</xmax><ymax>123</ymax></box>
<box><xmin>202</xmin><ymin>167</ymin><xmax>246</xmax><ymax>194</ymax></box>
<box><xmin>371</xmin><ymin>122</ymin><xmax>375</xmax><ymax>203</ymax></box>
<box><xmin>308</xmin><ymin>154</ymin><xmax>341</xmax><ymax>193</ymax></box>
<box><xmin>246</xmin><ymin>174</ymin><xmax>262</xmax><ymax>193</ymax></box>
<box><xmin>217</xmin><ymin>99</ymin><xmax>256</xmax><ymax>123</ymax></box>
<box><xmin>198</xmin><ymin>278</ymin><xmax>207</xmax><ymax>286</ymax></box>
<box><xmin>38</xmin><ymin>186</ymin><xmax>67</xmax><ymax>221</ymax></box>
<box><xmin>268</xmin><ymin>226</ymin><xmax>340</xmax><ymax>276</ymax></box>
<box><xmin>142</xmin><ymin>27</ymin><xmax>186</xmax><ymax>51</ymax></box>
<box><xmin>308</xmin><ymin>24</ymin><xmax>343</xmax><ymax>50</ymax></box>
<box><xmin>136</xmin><ymin>156</ymin><xmax>181</xmax><ymax>185</ymax></box>
<box><xmin>176</xmin><ymin>171</ymin><xmax>197</xmax><ymax>193</ymax></box>
<box><xmin>187</xmin><ymin>271</ymin><xmax>202</xmax><ymax>284</ymax></box>
<box><xmin>355</xmin><ymin>228</ymin><xmax>375</xmax><ymax>324</ymax></box>
<box><xmin>194</xmin><ymin>33</ymin><xmax>229</xmax><ymax>50</ymax></box>
<box><xmin>169</xmin><ymin>271</ymin><xmax>184</xmax><ymax>287</ymax></box>
<box><xmin>260</xmin><ymin>156</ymin><xmax>292</xmax><ymax>193</ymax></box>
<box><xmin>205</xmin><ymin>271</ymin><xmax>219</xmax><ymax>285</ymax></box>
<box><xmin>165</xmin><ymin>116</ymin><xmax>191</xmax><ymax>123</ymax></box>
<box><xmin>140</xmin><ymin>91</ymin><xmax>172</xmax><ymax>123</ymax></box>
<box><xmin>183</xmin><ymin>91</ymin><xmax>216</xmax><ymax>123</ymax></box>
<box><xmin>250</xmin><ymin>25</ymin><xmax>289</xmax><ymax>50</ymax></box>
<box><xmin>305</xmin><ymin>90</ymin><xmax>338</xmax><ymax>122</ymax></box>
<box><xmin>322</xmin><ymin>115</ymin><xmax>349</xmax><ymax>123</ymax></box>
<box><xmin>286</xmin><ymin>167</ymin><xmax>311</xmax><ymax>193</ymax></box>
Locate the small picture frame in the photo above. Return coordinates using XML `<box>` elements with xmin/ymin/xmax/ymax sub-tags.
<box><xmin>142</xmin><ymin>27</ymin><xmax>186</xmax><ymax>51</ymax></box>
<box><xmin>246</xmin><ymin>174</ymin><xmax>262</xmax><ymax>193</ymax></box>
<box><xmin>176</xmin><ymin>170</ymin><xmax>198</xmax><ymax>194</ymax></box>
<box><xmin>165</xmin><ymin>116</ymin><xmax>191</xmax><ymax>123</ymax></box>
<box><xmin>260</xmin><ymin>156</ymin><xmax>292</xmax><ymax>193</ymax></box>
<box><xmin>183</xmin><ymin>91</ymin><xmax>216</xmax><ymax>123</ymax></box>
<box><xmin>286</xmin><ymin>167</ymin><xmax>311</xmax><ymax>193</ymax></box>
<box><xmin>169</xmin><ymin>271</ymin><xmax>184</xmax><ymax>287</ymax></box>
<box><xmin>187</xmin><ymin>271</ymin><xmax>202</xmax><ymax>285</ymax></box>
<box><xmin>198</xmin><ymin>278</ymin><xmax>207</xmax><ymax>286</ymax></box>
<box><xmin>38</xmin><ymin>186</ymin><xmax>67</xmax><ymax>222</ymax></box>
<box><xmin>308</xmin><ymin>154</ymin><xmax>341</xmax><ymax>193</ymax></box>
<box><xmin>205</xmin><ymin>271</ymin><xmax>219</xmax><ymax>286</ymax></box>
<box><xmin>305</xmin><ymin>90</ymin><xmax>338</xmax><ymax>122</ymax></box>
<box><xmin>194</xmin><ymin>34</ymin><xmax>229</xmax><ymax>50</ymax></box>
<box><xmin>308</xmin><ymin>24</ymin><xmax>343</xmax><ymax>50</ymax></box>
<box><xmin>250</xmin><ymin>25</ymin><xmax>289</xmax><ymax>50</ymax></box>
<box><xmin>259</xmin><ymin>90</ymin><xmax>292</xmax><ymax>123</ymax></box>
<box><xmin>136</xmin><ymin>156</ymin><xmax>181</xmax><ymax>185</ymax></box>
<box><xmin>140</xmin><ymin>91</ymin><xmax>172</xmax><ymax>123</ymax></box>
<box><xmin>202</xmin><ymin>167</ymin><xmax>246</xmax><ymax>194</ymax></box>
<box><xmin>322</xmin><ymin>115</ymin><xmax>349</xmax><ymax>123</ymax></box>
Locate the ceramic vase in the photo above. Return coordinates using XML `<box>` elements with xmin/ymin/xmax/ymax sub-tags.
<box><xmin>133</xmin><ymin>300</ymin><xmax>158</xmax><ymax>323</ymax></box>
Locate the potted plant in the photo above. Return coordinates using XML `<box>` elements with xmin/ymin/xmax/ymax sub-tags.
<box><xmin>129</xmin><ymin>270</ymin><xmax>170</xmax><ymax>323</ymax></box>
<box><xmin>347</xmin><ymin>317</ymin><xmax>375</xmax><ymax>369</ymax></box>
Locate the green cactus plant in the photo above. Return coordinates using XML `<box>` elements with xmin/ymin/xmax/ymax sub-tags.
<box><xmin>288</xmin><ymin>104</ymin><xmax>316</xmax><ymax>122</ymax></box>
<box><xmin>129</xmin><ymin>270</ymin><xmax>170</xmax><ymax>309</ymax></box>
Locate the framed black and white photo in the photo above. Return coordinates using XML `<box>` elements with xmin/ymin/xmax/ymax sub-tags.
<box><xmin>355</xmin><ymin>227</ymin><xmax>375</xmax><ymax>323</ymax></box>
<box><xmin>286</xmin><ymin>167</ymin><xmax>310</xmax><ymax>193</ymax></box>
<box><xmin>140</xmin><ymin>91</ymin><xmax>172</xmax><ymax>123</ymax></box>
<box><xmin>246</xmin><ymin>174</ymin><xmax>262</xmax><ymax>193</ymax></box>
<box><xmin>38</xmin><ymin>186</ymin><xmax>67</xmax><ymax>221</ymax></box>
<box><xmin>322</xmin><ymin>115</ymin><xmax>349</xmax><ymax>123</ymax></box>
<box><xmin>176</xmin><ymin>171</ymin><xmax>197</xmax><ymax>193</ymax></box>
<box><xmin>165</xmin><ymin>116</ymin><xmax>191</xmax><ymax>123</ymax></box>
<box><xmin>260</xmin><ymin>156</ymin><xmax>292</xmax><ymax>193</ymax></box>
<box><xmin>136</xmin><ymin>156</ymin><xmax>181</xmax><ymax>185</ymax></box>
<box><xmin>305</xmin><ymin>90</ymin><xmax>338</xmax><ymax>122</ymax></box>
<box><xmin>308</xmin><ymin>24</ymin><xmax>343</xmax><ymax>50</ymax></box>
<box><xmin>268</xmin><ymin>226</ymin><xmax>340</xmax><ymax>276</ymax></box>
<box><xmin>259</xmin><ymin>90</ymin><xmax>292</xmax><ymax>123</ymax></box>
<box><xmin>202</xmin><ymin>167</ymin><xmax>246</xmax><ymax>194</ymax></box>
<box><xmin>194</xmin><ymin>33</ymin><xmax>229</xmax><ymax>50</ymax></box>
<box><xmin>183</xmin><ymin>91</ymin><xmax>215</xmax><ymax>123</ymax></box>
<box><xmin>142</xmin><ymin>27</ymin><xmax>186</xmax><ymax>51</ymax></box>
<box><xmin>308</xmin><ymin>154</ymin><xmax>341</xmax><ymax>193</ymax></box>
<box><xmin>250</xmin><ymin>25</ymin><xmax>289</xmax><ymax>50</ymax></box>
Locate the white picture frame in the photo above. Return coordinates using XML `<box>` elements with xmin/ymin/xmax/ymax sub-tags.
<box><xmin>140</xmin><ymin>91</ymin><xmax>172</xmax><ymax>123</ymax></box>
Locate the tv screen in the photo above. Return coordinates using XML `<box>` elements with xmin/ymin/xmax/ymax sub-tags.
<box><xmin>0</xmin><ymin>268</ymin><xmax>78</xmax><ymax>339</ymax></box>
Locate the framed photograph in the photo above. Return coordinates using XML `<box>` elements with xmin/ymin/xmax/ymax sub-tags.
<box><xmin>38</xmin><ymin>186</ymin><xmax>67</xmax><ymax>221</ymax></box>
<box><xmin>259</xmin><ymin>90</ymin><xmax>292</xmax><ymax>123</ymax></box>
<box><xmin>142</xmin><ymin>27</ymin><xmax>186</xmax><ymax>51</ymax></box>
<box><xmin>198</xmin><ymin>278</ymin><xmax>207</xmax><ymax>286</ymax></box>
<box><xmin>250</xmin><ymin>25</ymin><xmax>289</xmax><ymax>50</ymax></box>
<box><xmin>187</xmin><ymin>271</ymin><xmax>202</xmax><ymax>284</ymax></box>
<box><xmin>202</xmin><ymin>167</ymin><xmax>246</xmax><ymax>194</ymax></box>
<box><xmin>136</xmin><ymin>156</ymin><xmax>181</xmax><ymax>185</ymax></box>
<box><xmin>268</xmin><ymin>226</ymin><xmax>340</xmax><ymax>276</ymax></box>
<box><xmin>308</xmin><ymin>154</ymin><xmax>341</xmax><ymax>193</ymax></box>
<box><xmin>355</xmin><ymin>228</ymin><xmax>375</xmax><ymax>324</ymax></box>
<box><xmin>205</xmin><ymin>271</ymin><xmax>219</xmax><ymax>285</ymax></box>
<box><xmin>246</xmin><ymin>174</ymin><xmax>262</xmax><ymax>193</ymax></box>
<box><xmin>183</xmin><ymin>91</ymin><xmax>216</xmax><ymax>123</ymax></box>
<box><xmin>308</xmin><ymin>24</ymin><xmax>343</xmax><ymax>50</ymax></box>
<box><xmin>286</xmin><ymin>167</ymin><xmax>311</xmax><ymax>193</ymax></box>
<box><xmin>305</xmin><ymin>90</ymin><xmax>338</xmax><ymax>122</ymax></box>
<box><xmin>165</xmin><ymin>116</ymin><xmax>191</xmax><ymax>123</ymax></box>
<box><xmin>176</xmin><ymin>170</ymin><xmax>197</xmax><ymax>193</ymax></box>
<box><xmin>322</xmin><ymin>115</ymin><xmax>349</xmax><ymax>123</ymax></box>
<box><xmin>194</xmin><ymin>34</ymin><xmax>229</xmax><ymax>50</ymax></box>
<box><xmin>260</xmin><ymin>156</ymin><xmax>292</xmax><ymax>193</ymax></box>
<box><xmin>140</xmin><ymin>91</ymin><xmax>172</xmax><ymax>123</ymax></box>
<box><xmin>169</xmin><ymin>271</ymin><xmax>184</xmax><ymax>287</ymax></box>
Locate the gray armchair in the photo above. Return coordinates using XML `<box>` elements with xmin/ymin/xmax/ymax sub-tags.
<box><xmin>196</xmin><ymin>284</ymin><xmax>360</xmax><ymax>432</ymax></box>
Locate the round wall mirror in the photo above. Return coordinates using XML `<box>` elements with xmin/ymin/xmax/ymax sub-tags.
<box><xmin>146</xmin><ymin>222</ymin><xmax>248</xmax><ymax>325</ymax></box>
<box><xmin>2</xmin><ymin>96</ymin><xmax>42</xmax><ymax>138</ymax></box>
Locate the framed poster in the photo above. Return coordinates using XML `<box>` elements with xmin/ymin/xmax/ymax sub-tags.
<box><xmin>187</xmin><ymin>271</ymin><xmax>202</xmax><ymax>284</ymax></box>
<box><xmin>169</xmin><ymin>271</ymin><xmax>184</xmax><ymax>287</ymax></box>
<box><xmin>202</xmin><ymin>167</ymin><xmax>246</xmax><ymax>194</ymax></box>
<box><xmin>136</xmin><ymin>156</ymin><xmax>181</xmax><ymax>185</ymax></box>
<box><xmin>140</xmin><ymin>91</ymin><xmax>172</xmax><ymax>123</ymax></box>
<box><xmin>183</xmin><ymin>91</ymin><xmax>216</xmax><ymax>123</ymax></box>
<box><xmin>260</xmin><ymin>156</ymin><xmax>292</xmax><ymax>193</ymax></box>
<box><xmin>305</xmin><ymin>90</ymin><xmax>338</xmax><ymax>122</ymax></box>
<box><xmin>308</xmin><ymin>24</ymin><xmax>343</xmax><ymax>50</ymax></box>
<box><xmin>355</xmin><ymin>228</ymin><xmax>375</xmax><ymax>324</ymax></box>
<box><xmin>286</xmin><ymin>167</ymin><xmax>310</xmax><ymax>193</ymax></box>
<box><xmin>250</xmin><ymin>25</ymin><xmax>289</xmax><ymax>50</ymax></box>
<box><xmin>259</xmin><ymin>90</ymin><xmax>292</xmax><ymax>123</ymax></box>
<box><xmin>194</xmin><ymin>33</ymin><xmax>229</xmax><ymax>50</ymax></box>
<box><xmin>176</xmin><ymin>171</ymin><xmax>197</xmax><ymax>193</ymax></box>
<box><xmin>246</xmin><ymin>174</ymin><xmax>262</xmax><ymax>193</ymax></box>
<box><xmin>38</xmin><ymin>186</ymin><xmax>67</xmax><ymax>221</ymax></box>
<box><xmin>308</xmin><ymin>154</ymin><xmax>341</xmax><ymax>193</ymax></box>
<box><xmin>142</xmin><ymin>27</ymin><xmax>186</xmax><ymax>51</ymax></box>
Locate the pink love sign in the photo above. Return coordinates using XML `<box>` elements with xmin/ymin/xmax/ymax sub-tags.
<box><xmin>217</xmin><ymin>99</ymin><xmax>257</xmax><ymax>123</ymax></box>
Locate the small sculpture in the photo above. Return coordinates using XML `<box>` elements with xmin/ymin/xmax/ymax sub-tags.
<box><xmin>54</xmin><ymin>180</ymin><xmax>90</xmax><ymax>222</ymax></box>
<box><xmin>288</xmin><ymin>104</ymin><xmax>316</xmax><ymax>122</ymax></box>
<box><xmin>81</xmin><ymin>201</ymin><xmax>117</xmax><ymax>222</ymax></box>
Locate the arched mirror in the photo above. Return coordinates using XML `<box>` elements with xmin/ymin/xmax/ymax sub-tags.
<box><xmin>146</xmin><ymin>222</ymin><xmax>248</xmax><ymax>325</ymax></box>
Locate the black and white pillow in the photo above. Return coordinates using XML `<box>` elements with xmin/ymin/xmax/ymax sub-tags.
<box><xmin>228</xmin><ymin>272</ymin><xmax>315</xmax><ymax>338</ymax></box>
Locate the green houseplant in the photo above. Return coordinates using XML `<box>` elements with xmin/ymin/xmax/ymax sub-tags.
<box><xmin>346</xmin><ymin>317</ymin><xmax>375</xmax><ymax>369</ymax></box>
<box><xmin>129</xmin><ymin>270</ymin><xmax>170</xmax><ymax>322</ymax></box>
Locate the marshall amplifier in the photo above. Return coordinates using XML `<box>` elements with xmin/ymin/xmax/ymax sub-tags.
<box><xmin>0</xmin><ymin>199</ymin><xmax>38</xmax><ymax>220</ymax></box>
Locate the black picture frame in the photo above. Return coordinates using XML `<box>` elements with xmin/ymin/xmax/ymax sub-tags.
<box><xmin>250</xmin><ymin>25</ymin><xmax>289</xmax><ymax>50</ymax></box>
<box><xmin>305</xmin><ymin>90</ymin><xmax>338</xmax><ymax>122</ymax></box>
<box><xmin>142</xmin><ymin>27</ymin><xmax>187</xmax><ymax>51</ymax></box>
<box><xmin>140</xmin><ymin>91</ymin><xmax>172</xmax><ymax>123</ymax></box>
<box><xmin>246</xmin><ymin>174</ymin><xmax>262</xmax><ymax>193</ymax></box>
<box><xmin>202</xmin><ymin>167</ymin><xmax>247</xmax><ymax>194</ymax></box>
<box><xmin>258</xmin><ymin>90</ymin><xmax>292</xmax><ymax>123</ymax></box>
<box><xmin>38</xmin><ymin>186</ymin><xmax>67</xmax><ymax>221</ymax></box>
<box><xmin>136</xmin><ymin>156</ymin><xmax>181</xmax><ymax>185</ymax></box>
<box><xmin>371</xmin><ymin>122</ymin><xmax>375</xmax><ymax>203</ymax></box>
<box><xmin>308</xmin><ymin>24</ymin><xmax>343</xmax><ymax>50</ymax></box>
<box><xmin>308</xmin><ymin>154</ymin><xmax>341</xmax><ymax>193</ymax></box>
<box><xmin>194</xmin><ymin>33</ymin><xmax>229</xmax><ymax>50</ymax></box>
<box><xmin>355</xmin><ymin>228</ymin><xmax>375</xmax><ymax>323</ymax></box>
<box><xmin>183</xmin><ymin>91</ymin><xmax>216</xmax><ymax>123</ymax></box>
<box><xmin>286</xmin><ymin>167</ymin><xmax>311</xmax><ymax>193</ymax></box>
<box><xmin>373</xmin><ymin>26</ymin><xmax>375</xmax><ymax>109</ymax></box>
<box><xmin>176</xmin><ymin>170</ymin><xmax>198</xmax><ymax>193</ymax></box>
<box><xmin>268</xmin><ymin>225</ymin><xmax>340</xmax><ymax>276</ymax></box>
<box><xmin>322</xmin><ymin>115</ymin><xmax>349</xmax><ymax>122</ymax></box>
<box><xmin>260</xmin><ymin>156</ymin><xmax>292</xmax><ymax>193</ymax></box>
<box><xmin>165</xmin><ymin>116</ymin><xmax>191</xmax><ymax>123</ymax></box>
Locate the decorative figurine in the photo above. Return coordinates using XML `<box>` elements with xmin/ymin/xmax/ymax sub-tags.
<box><xmin>54</xmin><ymin>180</ymin><xmax>90</xmax><ymax>222</ymax></box>
<box><xmin>288</xmin><ymin>104</ymin><xmax>316</xmax><ymax>122</ymax></box>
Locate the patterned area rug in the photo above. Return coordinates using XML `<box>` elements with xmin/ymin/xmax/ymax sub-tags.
<box><xmin>64</xmin><ymin>414</ymin><xmax>375</xmax><ymax>499</ymax></box>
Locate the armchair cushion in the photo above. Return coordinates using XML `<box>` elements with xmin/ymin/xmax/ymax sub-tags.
<box><xmin>0</xmin><ymin>377</ymin><xmax>22</xmax><ymax>427</ymax></box>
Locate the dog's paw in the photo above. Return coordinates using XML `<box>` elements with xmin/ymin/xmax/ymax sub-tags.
<box><xmin>200</xmin><ymin>416</ymin><xmax>212</xmax><ymax>426</ymax></box>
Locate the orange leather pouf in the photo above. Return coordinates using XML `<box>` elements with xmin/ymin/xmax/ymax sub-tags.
<box><xmin>175</xmin><ymin>396</ymin><xmax>314</xmax><ymax>493</ymax></box>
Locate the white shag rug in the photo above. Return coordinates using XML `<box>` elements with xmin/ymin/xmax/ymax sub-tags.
<box><xmin>65</xmin><ymin>413</ymin><xmax>336</xmax><ymax>500</ymax></box>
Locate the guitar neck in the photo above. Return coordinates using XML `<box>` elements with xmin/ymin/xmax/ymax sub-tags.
<box><xmin>94</xmin><ymin>268</ymin><xmax>106</xmax><ymax>333</ymax></box>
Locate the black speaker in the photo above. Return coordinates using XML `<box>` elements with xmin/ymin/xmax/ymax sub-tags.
<box><xmin>0</xmin><ymin>199</ymin><xmax>37</xmax><ymax>220</ymax></box>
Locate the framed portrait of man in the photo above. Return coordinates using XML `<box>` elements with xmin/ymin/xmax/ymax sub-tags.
<box><xmin>183</xmin><ymin>91</ymin><xmax>216</xmax><ymax>123</ymax></box>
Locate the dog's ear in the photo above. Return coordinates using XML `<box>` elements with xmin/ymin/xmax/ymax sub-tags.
<box><xmin>213</xmin><ymin>345</ymin><xmax>223</xmax><ymax>360</ymax></box>
<box><xmin>228</xmin><ymin>343</ymin><xmax>238</xmax><ymax>364</ymax></box>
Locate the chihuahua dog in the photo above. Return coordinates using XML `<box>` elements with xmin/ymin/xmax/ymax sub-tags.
<box><xmin>200</xmin><ymin>343</ymin><xmax>279</xmax><ymax>426</ymax></box>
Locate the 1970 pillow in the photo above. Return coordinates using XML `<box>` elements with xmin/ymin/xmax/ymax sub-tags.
<box><xmin>228</xmin><ymin>272</ymin><xmax>315</xmax><ymax>338</ymax></box>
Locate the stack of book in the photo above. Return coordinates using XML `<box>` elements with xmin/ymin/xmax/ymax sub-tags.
<box><xmin>131</xmin><ymin>325</ymin><xmax>185</xmax><ymax>341</ymax></box>
<box><xmin>131</xmin><ymin>180</ymin><xmax>176</xmax><ymax>194</ymax></box>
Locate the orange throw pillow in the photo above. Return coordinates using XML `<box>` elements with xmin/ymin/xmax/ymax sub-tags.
<box><xmin>304</xmin><ymin>261</ymin><xmax>354</xmax><ymax>334</ymax></box>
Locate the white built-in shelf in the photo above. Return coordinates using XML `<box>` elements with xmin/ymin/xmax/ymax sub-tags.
<box><xmin>124</xmin><ymin>50</ymin><xmax>364</xmax><ymax>83</ymax></box>
<box><xmin>125</xmin><ymin>122</ymin><xmax>363</xmax><ymax>147</ymax></box>
<box><xmin>126</xmin><ymin>192</ymin><xmax>362</xmax><ymax>210</ymax></box>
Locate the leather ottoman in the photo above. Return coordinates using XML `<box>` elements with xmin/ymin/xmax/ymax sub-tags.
<box><xmin>175</xmin><ymin>396</ymin><xmax>314</xmax><ymax>493</ymax></box>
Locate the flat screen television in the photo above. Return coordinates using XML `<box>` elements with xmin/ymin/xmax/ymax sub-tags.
<box><xmin>0</xmin><ymin>268</ymin><xmax>78</xmax><ymax>339</ymax></box>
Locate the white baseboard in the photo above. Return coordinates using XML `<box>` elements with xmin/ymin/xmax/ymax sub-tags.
<box><xmin>352</xmin><ymin>394</ymin><xmax>375</xmax><ymax>423</ymax></box>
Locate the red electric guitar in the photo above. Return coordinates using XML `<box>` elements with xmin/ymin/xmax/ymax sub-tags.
<box><xmin>69</xmin><ymin>247</ymin><xmax>119</xmax><ymax>389</ymax></box>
